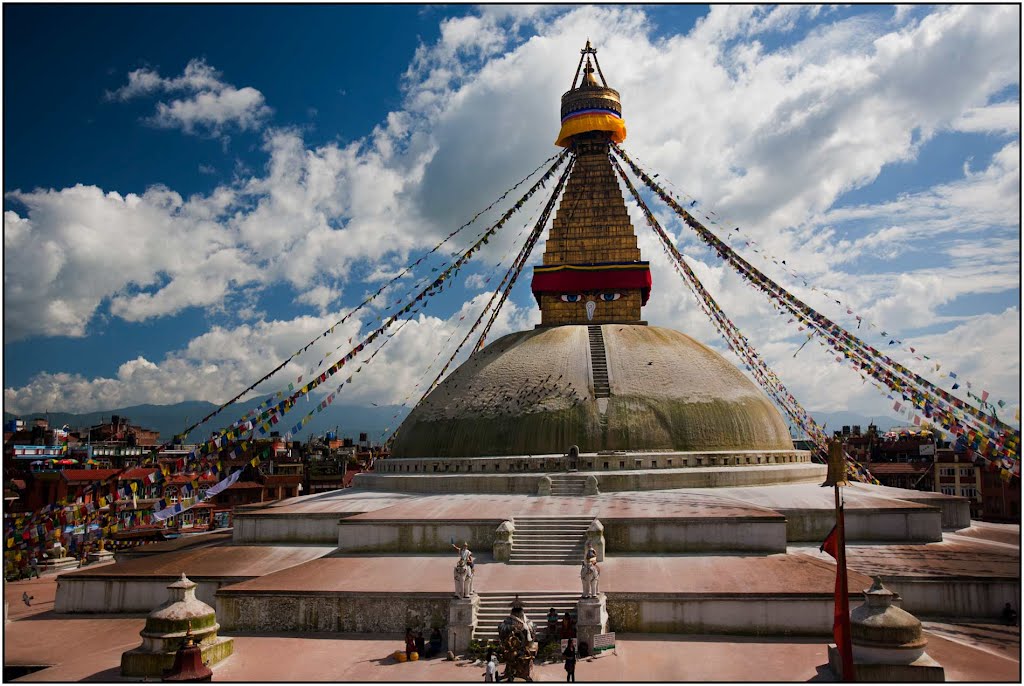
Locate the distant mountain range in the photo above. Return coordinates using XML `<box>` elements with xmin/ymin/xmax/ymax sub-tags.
<box><xmin>4</xmin><ymin>401</ymin><xmax>411</xmax><ymax>444</ymax></box>
<box><xmin>6</xmin><ymin>401</ymin><xmax>903</xmax><ymax>445</ymax></box>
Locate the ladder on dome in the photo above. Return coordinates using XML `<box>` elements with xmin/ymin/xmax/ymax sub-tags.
<box><xmin>587</xmin><ymin>326</ymin><xmax>611</xmax><ymax>398</ymax></box>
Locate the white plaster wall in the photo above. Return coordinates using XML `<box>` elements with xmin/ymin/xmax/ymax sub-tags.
<box><xmin>605</xmin><ymin>520</ymin><xmax>786</xmax><ymax>553</ymax></box>
<box><xmin>233</xmin><ymin>515</ymin><xmax>341</xmax><ymax>544</ymax></box>
<box><xmin>885</xmin><ymin>579</ymin><xmax>1019</xmax><ymax>618</ymax></box>
<box><xmin>54</xmin><ymin>577</ymin><xmax>224</xmax><ymax>613</ymax></box>
<box><xmin>337</xmin><ymin>522</ymin><xmax>497</xmax><ymax>552</ymax></box>
<box><xmin>785</xmin><ymin>509</ymin><xmax>942</xmax><ymax>543</ymax></box>
<box><xmin>608</xmin><ymin>596</ymin><xmax>834</xmax><ymax>635</ymax></box>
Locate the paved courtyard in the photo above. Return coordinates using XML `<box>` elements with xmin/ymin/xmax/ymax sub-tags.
<box><xmin>4</xmin><ymin>574</ymin><xmax>1019</xmax><ymax>682</ymax></box>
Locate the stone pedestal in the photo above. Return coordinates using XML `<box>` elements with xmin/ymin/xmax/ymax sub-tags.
<box><xmin>121</xmin><ymin>574</ymin><xmax>233</xmax><ymax>677</ymax></box>
<box><xmin>40</xmin><ymin>557</ymin><xmax>78</xmax><ymax>573</ymax></box>
<box><xmin>447</xmin><ymin>594</ymin><xmax>479</xmax><ymax>654</ymax></box>
<box><xmin>538</xmin><ymin>476</ymin><xmax>552</xmax><ymax>496</ymax></box>
<box><xmin>829</xmin><ymin>577</ymin><xmax>944</xmax><ymax>682</ymax></box>
<box><xmin>575</xmin><ymin>594</ymin><xmax>608</xmax><ymax>655</ymax></box>
<box><xmin>829</xmin><ymin>645</ymin><xmax>944</xmax><ymax>682</ymax></box>
<box><xmin>584</xmin><ymin>475</ymin><xmax>600</xmax><ymax>495</ymax></box>
<box><xmin>586</xmin><ymin>520</ymin><xmax>605</xmax><ymax>562</ymax></box>
<box><xmin>493</xmin><ymin>521</ymin><xmax>514</xmax><ymax>563</ymax></box>
<box><xmin>87</xmin><ymin>549</ymin><xmax>114</xmax><ymax>564</ymax></box>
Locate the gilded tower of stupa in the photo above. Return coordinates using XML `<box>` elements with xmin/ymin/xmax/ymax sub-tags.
<box><xmin>531</xmin><ymin>42</ymin><xmax>651</xmax><ymax>326</ymax></box>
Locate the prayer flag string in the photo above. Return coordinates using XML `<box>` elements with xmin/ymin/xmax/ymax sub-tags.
<box><xmin>611</xmin><ymin>153</ymin><xmax>877</xmax><ymax>483</ymax></box>
<box><xmin>612</xmin><ymin>143</ymin><xmax>1020</xmax><ymax>475</ymax></box>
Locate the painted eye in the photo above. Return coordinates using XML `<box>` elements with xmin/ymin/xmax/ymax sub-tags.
<box><xmin>560</xmin><ymin>294</ymin><xmax>582</xmax><ymax>303</ymax></box>
<box><xmin>601</xmin><ymin>293</ymin><xmax>622</xmax><ymax>301</ymax></box>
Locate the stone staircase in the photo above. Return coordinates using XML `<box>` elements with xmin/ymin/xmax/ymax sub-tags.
<box><xmin>473</xmin><ymin>591</ymin><xmax>579</xmax><ymax>643</ymax></box>
<box><xmin>549</xmin><ymin>474</ymin><xmax>588</xmax><ymax>496</ymax></box>
<box><xmin>508</xmin><ymin>516</ymin><xmax>591</xmax><ymax>565</ymax></box>
<box><xmin>587</xmin><ymin>325</ymin><xmax>610</xmax><ymax>398</ymax></box>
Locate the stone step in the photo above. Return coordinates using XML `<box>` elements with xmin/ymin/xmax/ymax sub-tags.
<box><xmin>514</xmin><ymin>523</ymin><xmax>589</xmax><ymax>528</ymax></box>
<box><xmin>474</xmin><ymin>592</ymin><xmax>579</xmax><ymax>639</ymax></box>
<box><xmin>477</xmin><ymin>606</ymin><xmax>577</xmax><ymax>613</ymax></box>
<box><xmin>477</xmin><ymin>593</ymin><xmax>580</xmax><ymax>600</ymax></box>
<box><xmin>513</xmin><ymin>527</ymin><xmax>590</xmax><ymax>532</ymax></box>
<box><xmin>511</xmin><ymin>543</ymin><xmax>585</xmax><ymax>550</ymax></box>
<box><xmin>512</xmin><ymin>518</ymin><xmax>593</xmax><ymax>524</ymax></box>
<box><xmin>477</xmin><ymin>598</ymin><xmax>579</xmax><ymax>607</ymax></box>
<box><xmin>507</xmin><ymin>558</ymin><xmax>583</xmax><ymax>564</ymax></box>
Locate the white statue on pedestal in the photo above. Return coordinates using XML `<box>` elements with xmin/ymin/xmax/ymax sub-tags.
<box><xmin>580</xmin><ymin>558</ymin><xmax>600</xmax><ymax>598</ymax></box>
<box><xmin>454</xmin><ymin>558</ymin><xmax>474</xmax><ymax>598</ymax></box>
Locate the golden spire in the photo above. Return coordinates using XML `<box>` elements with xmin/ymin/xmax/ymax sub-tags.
<box><xmin>582</xmin><ymin>58</ymin><xmax>600</xmax><ymax>88</ymax></box>
<box><xmin>532</xmin><ymin>42</ymin><xmax>649</xmax><ymax>327</ymax></box>
<box><xmin>556</xmin><ymin>41</ymin><xmax>625</xmax><ymax>148</ymax></box>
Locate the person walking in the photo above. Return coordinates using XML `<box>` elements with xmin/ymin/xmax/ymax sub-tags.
<box><xmin>28</xmin><ymin>555</ymin><xmax>40</xmax><ymax>579</ymax></box>
<box><xmin>563</xmin><ymin>639</ymin><xmax>578</xmax><ymax>682</ymax></box>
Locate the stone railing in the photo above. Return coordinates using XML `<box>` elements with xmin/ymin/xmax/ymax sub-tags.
<box><xmin>374</xmin><ymin>450</ymin><xmax>811</xmax><ymax>475</ymax></box>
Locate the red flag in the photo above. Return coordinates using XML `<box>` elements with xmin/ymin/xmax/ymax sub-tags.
<box><xmin>821</xmin><ymin>509</ymin><xmax>855</xmax><ymax>681</ymax></box>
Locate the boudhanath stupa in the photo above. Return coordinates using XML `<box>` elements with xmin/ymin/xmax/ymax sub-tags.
<box><xmin>10</xmin><ymin>42</ymin><xmax>1018</xmax><ymax>683</ymax></box>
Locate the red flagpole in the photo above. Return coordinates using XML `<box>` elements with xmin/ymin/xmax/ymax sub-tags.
<box><xmin>830</xmin><ymin>439</ymin><xmax>856</xmax><ymax>681</ymax></box>
<box><xmin>834</xmin><ymin>487</ymin><xmax>855</xmax><ymax>681</ymax></box>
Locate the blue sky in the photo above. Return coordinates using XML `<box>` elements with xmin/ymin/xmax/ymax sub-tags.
<box><xmin>3</xmin><ymin>5</ymin><xmax>1020</xmax><ymax>431</ymax></box>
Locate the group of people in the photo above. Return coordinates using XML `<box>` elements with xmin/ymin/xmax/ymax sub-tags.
<box><xmin>545</xmin><ymin>608</ymin><xmax>577</xmax><ymax>643</ymax></box>
<box><xmin>403</xmin><ymin>627</ymin><xmax>444</xmax><ymax>660</ymax></box>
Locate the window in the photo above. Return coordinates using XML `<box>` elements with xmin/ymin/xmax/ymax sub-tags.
<box><xmin>960</xmin><ymin>486</ymin><xmax>978</xmax><ymax>499</ymax></box>
<box><xmin>939</xmin><ymin>468</ymin><xmax>956</xmax><ymax>477</ymax></box>
<box><xmin>940</xmin><ymin>486</ymin><xmax>956</xmax><ymax>496</ymax></box>
<box><xmin>166</xmin><ymin>487</ymin><xmax>179</xmax><ymax>504</ymax></box>
<box><xmin>182</xmin><ymin>512</ymin><xmax>194</xmax><ymax>527</ymax></box>
<box><xmin>959</xmin><ymin>468</ymin><xmax>973</xmax><ymax>478</ymax></box>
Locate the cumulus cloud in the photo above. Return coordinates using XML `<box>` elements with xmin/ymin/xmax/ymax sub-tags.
<box><xmin>5</xmin><ymin>5</ymin><xmax>1019</xmax><ymax>420</ymax></box>
<box><xmin>2</xmin><ymin>293</ymin><xmax>534</xmax><ymax>417</ymax></box>
<box><xmin>108</xmin><ymin>58</ymin><xmax>271</xmax><ymax>136</ymax></box>
<box><xmin>952</xmin><ymin>101</ymin><xmax>1020</xmax><ymax>136</ymax></box>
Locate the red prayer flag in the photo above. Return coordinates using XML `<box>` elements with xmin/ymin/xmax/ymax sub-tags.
<box><xmin>821</xmin><ymin>509</ymin><xmax>856</xmax><ymax>681</ymax></box>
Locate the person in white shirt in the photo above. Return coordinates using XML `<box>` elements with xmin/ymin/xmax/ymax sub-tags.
<box><xmin>483</xmin><ymin>653</ymin><xmax>497</xmax><ymax>682</ymax></box>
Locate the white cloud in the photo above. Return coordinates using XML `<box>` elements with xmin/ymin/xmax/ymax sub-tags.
<box><xmin>295</xmin><ymin>285</ymin><xmax>342</xmax><ymax>313</ymax></box>
<box><xmin>952</xmin><ymin>101</ymin><xmax>1020</xmax><ymax>136</ymax></box>
<box><xmin>109</xmin><ymin>58</ymin><xmax>271</xmax><ymax>136</ymax></box>
<box><xmin>151</xmin><ymin>86</ymin><xmax>269</xmax><ymax>134</ymax></box>
<box><xmin>2</xmin><ymin>293</ymin><xmax>535</xmax><ymax>417</ymax></box>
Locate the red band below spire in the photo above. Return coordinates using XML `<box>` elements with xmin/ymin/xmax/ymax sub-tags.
<box><xmin>531</xmin><ymin>262</ymin><xmax>651</xmax><ymax>305</ymax></box>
